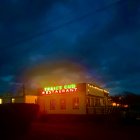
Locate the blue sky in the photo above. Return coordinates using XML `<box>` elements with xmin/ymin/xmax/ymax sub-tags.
<box><xmin>0</xmin><ymin>0</ymin><xmax>140</xmax><ymax>95</ymax></box>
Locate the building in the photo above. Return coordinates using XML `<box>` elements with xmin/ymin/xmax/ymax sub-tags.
<box><xmin>37</xmin><ymin>83</ymin><xmax>110</xmax><ymax>115</ymax></box>
<box><xmin>0</xmin><ymin>95</ymin><xmax>25</xmax><ymax>104</ymax></box>
<box><xmin>0</xmin><ymin>83</ymin><xmax>110</xmax><ymax>115</ymax></box>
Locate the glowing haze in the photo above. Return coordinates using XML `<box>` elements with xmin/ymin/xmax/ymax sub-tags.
<box><xmin>22</xmin><ymin>60</ymin><xmax>99</xmax><ymax>89</ymax></box>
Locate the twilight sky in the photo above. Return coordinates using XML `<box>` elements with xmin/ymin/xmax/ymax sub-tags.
<box><xmin>0</xmin><ymin>0</ymin><xmax>140</xmax><ymax>95</ymax></box>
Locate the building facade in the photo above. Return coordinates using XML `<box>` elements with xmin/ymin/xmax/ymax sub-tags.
<box><xmin>0</xmin><ymin>83</ymin><xmax>110</xmax><ymax>115</ymax></box>
<box><xmin>37</xmin><ymin>83</ymin><xmax>110</xmax><ymax>115</ymax></box>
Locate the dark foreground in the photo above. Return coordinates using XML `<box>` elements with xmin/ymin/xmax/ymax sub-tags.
<box><xmin>0</xmin><ymin>104</ymin><xmax>140</xmax><ymax>140</ymax></box>
<box><xmin>22</xmin><ymin>121</ymin><xmax>140</xmax><ymax>140</ymax></box>
<box><xmin>2</xmin><ymin>116</ymin><xmax>139</xmax><ymax>140</ymax></box>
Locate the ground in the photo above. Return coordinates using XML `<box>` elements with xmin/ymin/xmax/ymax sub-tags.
<box><xmin>18</xmin><ymin>120</ymin><xmax>140</xmax><ymax>140</ymax></box>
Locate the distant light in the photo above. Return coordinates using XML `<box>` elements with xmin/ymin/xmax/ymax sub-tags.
<box><xmin>0</xmin><ymin>99</ymin><xmax>2</xmax><ymax>104</ymax></box>
<box><xmin>124</xmin><ymin>104</ymin><xmax>128</xmax><ymax>108</ymax></box>
<box><xmin>12</xmin><ymin>98</ymin><xmax>15</xmax><ymax>103</ymax></box>
<box><xmin>112</xmin><ymin>102</ymin><xmax>117</xmax><ymax>106</ymax></box>
<box><xmin>117</xmin><ymin>104</ymin><xmax>120</xmax><ymax>107</ymax></box>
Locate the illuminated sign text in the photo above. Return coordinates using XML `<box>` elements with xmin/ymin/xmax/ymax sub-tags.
<box><xmin>42</xmin><ymin>84</ymin><xmax>77</xmax><ymax>95</ymax></box>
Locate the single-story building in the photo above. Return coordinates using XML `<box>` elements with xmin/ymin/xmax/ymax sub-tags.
<box><xmin>0</xmin><ymin>83</ymin><xmax>111</xmax><ymax>115</ymax></box>
<box><xmin>37</xmin><ymin>83</ymin><xmax>110</xmax><ymax>114</ymax></box>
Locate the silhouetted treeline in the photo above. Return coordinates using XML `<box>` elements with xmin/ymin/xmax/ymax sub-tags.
<box><xmin>111</xmin><ymin>91</ymin><xmax>140</xmax><ymax>106</ymax></box>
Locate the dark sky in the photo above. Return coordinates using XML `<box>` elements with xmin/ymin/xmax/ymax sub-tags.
<box><xmin>0</xmin><ymin>0</ymin><xmax>140</xmax><ymax>95</ymax></box>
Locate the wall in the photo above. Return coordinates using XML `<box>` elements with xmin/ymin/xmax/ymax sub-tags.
<box><xmin>37</xmin><ymin>83</ymin><xmax>110</xmax><ymax>115</ymax></box>
<box><xmin>37</xmin><ymin>91</ymin><xmax>86</xmax><ymax>115</ymax></box>
<box><xmin>25</xmin><ymin>95</ymin><xmax>38</xmax><ymax>104</ymax></box>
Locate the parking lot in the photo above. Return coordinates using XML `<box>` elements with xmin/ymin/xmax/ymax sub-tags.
<box><xmin>20</xmin><ymin>119</ymin><xmax>140</xmax><ymax>140</ymax></box>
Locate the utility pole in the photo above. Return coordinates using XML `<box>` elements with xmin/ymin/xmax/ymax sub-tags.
<box><xmin>22</xmin><ymin>83</ymin><xmax>25</xmax><ymax>97</ymax></box>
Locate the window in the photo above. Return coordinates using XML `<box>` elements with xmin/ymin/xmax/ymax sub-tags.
<box><xmin>90</xmin><ymin>98</ymin><xmax>95</xmax><ymax>107</ymax></box>
<box><xmin>50</xmin><ymin>99</ymin><xmax>56</xmax><ymax>110</ymax></box>
<box><xmin>103</xmin><ymin>99</ymin><xmax>106</xmax><ymax>106</ymax></box>
<box><xmin>0</xmin><ymin>99</ymin><xmax>2</xmax><ymax>104</ymax></box>
<box><xmin>95</xmin><ymin>98</ymin><xmax>100</xmax><ymax>106</ymax></box>
<box><xmin>73</xmin><ymin>97</ymin><xmax>79</xmax><ymax>109</ymax></box>
<box><xmin>12</xmin><ymin>98</ymin><xmax>15</xmax><ymax>103</ymax></box>
<box><xmin>86</xmin><ymin>98</ymin><xmax>90</xmax><ymax>107</ymax></box>
<box><xmin>60</xmin><ymin>99</ymin><xmax>66</xmax><ymax>110</ymax></box>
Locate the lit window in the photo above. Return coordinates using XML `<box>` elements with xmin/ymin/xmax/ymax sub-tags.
<box><xmin>124</xmin><ymin>104</ymin><xmax>128</xmax><ymax>108</ymax></box>
<box><xmin>112</xmin><ymin>102</ymin><xmax>117</xmax><ymax>106</ymax></box>
<box><xmin>12</xmin><ymin>98</ymin><xmax>15</xmax><ymax>103</ymax></box>
<box><xmin>60</xmin><ymin>99</ymin><xmax>66</xmax><ymax>110</ymax></box>
<box><xmin>50</xmin><ymin>99</ymin><xmax>56</xmax><ymax>110</ymax></box>
<box><xmin>0</xmin><ymin>99</ymin><xmax>2</xmax><ymax>104</ymax></box>
<box><xmin>117</xmin><ymin>104</ymin><xmax>120</xmax><ymax>107</ymax></box>
<box><xmin>73</xmin><ymin>97</ymin><xmax>79</xmax><ymax>109</ymax></box>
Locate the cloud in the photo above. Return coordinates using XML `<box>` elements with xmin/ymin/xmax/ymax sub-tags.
<box><xmin>0</xmin><ymin>0</ymin><xmax>140</xmax><ymax>94</ymax></box>
<box><xmin>0</xmin><ymin>75</ymin><xmax>14</xmax><ymax>82</ymax></box>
